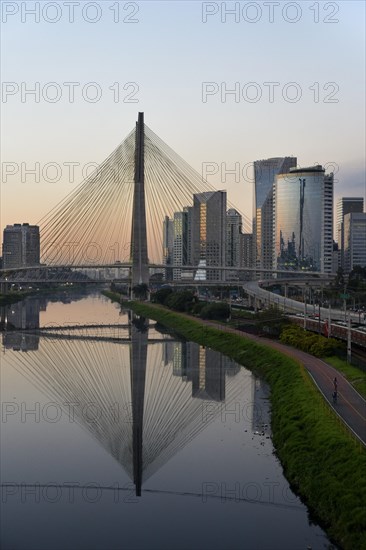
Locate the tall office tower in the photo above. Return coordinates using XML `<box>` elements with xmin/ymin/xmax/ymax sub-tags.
<box><xmin>2</xmin><ymin>223</ymin><xmax>40</xmax><ymax>269</ymax></box>
<box><xmin>183</xmin><ymin>206</ymin><xmax>193</xmax><ymax>267</ymax></box>
<box><xmin>192</xmin><ymin>191</ymin><xmax>227</xmax><ymax>282</ymax></box>
<box><xmin>241</xmin><ymin>233</ymin><xmax>254</xmax><ymax>269</ymax></box>
<box><xmin>253</xmin><ymin>157</ymin><xmax>297</xmax><ymax>279</ymax></box>
<box><xmin>336</xmin><ymin>197</ymin><xmax>364</xmax><ymax>269</ymax></box>
<box><xmin>343</xmin><ymin>212</ymin><xmax>366</xmax><ymax>273</ymax></box>
<box><xmin>162</xmin><ymin>216</ymin><xmax>174</xmax><ymax>280</ymax></box>
<box><xmin>323</xmin><ymin>173</ymin><xmax>334</xmax><ymax>273</ymax></box>
<box><xmin>273</xmin><ymin>166</ymin><xmax>334</xmax><ymax>274</ymax></box>
<box><xmin>173</xmin><ymin>210</ymin><xmax>188</xmax><ymax>280</ymax></box>
<box><xmin>226</xmin><ymin>209</ymin><xmax>242</xmax><ymax>277</ymax></box>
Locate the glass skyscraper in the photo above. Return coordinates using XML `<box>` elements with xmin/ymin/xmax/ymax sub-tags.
<box><xmin>336</xmin><ymin>197</ymin><xmax>364</xmax><ymax>269</ymax></box>
<box><xmin>253</xmin><ymin>157</ymin><xmax>297</xmax><ymax>277</ymax></box>
<box><xmin>162</xmin><ymin>216</ymin><xmax>174</xmax><ymax>280</ymax></box>
<box><xmin>273</xmin><ymin>166</ymin><xmax>334</xmax><ymax>274</ymax></box>
<box><xmin>226</xmin><ymin>208</ymin><xmax>242</xmax><ymax>279</ymax></box>
<box><xmin>193</xmin><ymin>191</ymin><xmax>227</xmax><ymax>282</ymax></box>
<box><xmin>343</xmin><ymin>212</ymin><xmax>366</xmax><ymax>273</ymax></box>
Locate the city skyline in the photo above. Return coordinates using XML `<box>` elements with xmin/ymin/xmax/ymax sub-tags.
<box><xmin>1</xmin><ymin>150</ymin><xmax>364</xmax><ymax>277</ymax></box>
<box><xmin>1</xmin><ymin>1</ymin><xmax>365</xmax><ymax>231</ymax></box>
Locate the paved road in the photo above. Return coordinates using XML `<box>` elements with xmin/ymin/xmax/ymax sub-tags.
<box><xmin>200</xmin><ymin>317</ymin><xmax>366</xmax><ymax>446</ymax></box>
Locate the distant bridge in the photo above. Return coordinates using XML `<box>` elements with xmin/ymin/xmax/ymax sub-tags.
<box><xmin>0</xmin><ymin>263</ymin><xmax>335</xmax><ymax>286</ymax></box>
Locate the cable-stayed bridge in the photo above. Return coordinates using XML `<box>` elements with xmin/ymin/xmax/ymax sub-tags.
<box><xmin>32</xmin><ymin>112</ymin><xmax>249</xmax><ymax>275</ymax></box>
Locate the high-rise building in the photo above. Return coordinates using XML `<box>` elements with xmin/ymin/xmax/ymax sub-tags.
<box><xmin>173</xmin><ymin>210</ymin><xmax>188</xmax><ymax>280</ymax></box>
<box><xmin>192</xmin><ymin>191</ymin><xmax>227</xmax><ymax>281</ymax></box>
<box><xmin>273</xmin><ymin>166</ymin><xmax>334</xmax><ymax>274</ymax></box>
<box><xmin>183</xmin><ymin>206</ymin><xmax>193</xmax><ymax>268</ymax></box>
<box><xmin>2</xmin><ymin>223</ymin><xmax>40</xmax><ymax>269</ymax></box>
<box><xmin>241</xmin><ymin>233</ymin><xmax>254</xmax><ymax>270</ymax></box>
<box><xmin>253</xmin><ymin>157</ymin><xmax>297</xmax><ymax>278</ymax></box>
<box><xmin>162</xmin><ymin>216</ymin><xmax>174</xmax><ymax>280</ymax></box>
<box><xmin>226</xmin><ymin>209</ymin><xmax>242</xmax><ymax>279</ymax></box>
<box><xmin>336</xmin><ymin>197</ymin><xmax>364</xmax><ymax>269</ymax></box>
<box><xmin>343</xmin><ymin>212</ymin><xmax>366</xmax><ymax>273</ymax></box>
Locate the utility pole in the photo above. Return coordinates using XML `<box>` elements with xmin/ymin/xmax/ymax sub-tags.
<box><xmin>347</xmin><ymin>309</ymin><xmax>352</xmax><ymax>364</ymax></box>
<box><xmin>328</xmin><ymin>303</ymin><xmax>331</xmax><ymax>338</ymax></box>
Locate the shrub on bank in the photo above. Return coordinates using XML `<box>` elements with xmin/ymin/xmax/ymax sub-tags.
<box><xmin>200</xmin><ymin>302</ymin><xmax>230</xmax><ymax>320</ymax></box>
<box><xmin>151</xmin><ymin>287</ymin><xmax>173</xmax><ymax>305</ymax></box>
<box><xmin>280</xmin><ymin>324</ymin><xmax>341</xmax><ymax>357</ymax></box>
<box><xmin>165</xmin><ymin>290</ymin><xmax>197</xmax><ymax>312</ymax></box>
<box><xmin>192</xmin><ymin>301</ymin><xmax>206</xmax><ymax>315</ymax></box>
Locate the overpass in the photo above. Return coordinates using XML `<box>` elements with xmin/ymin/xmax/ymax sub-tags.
<box><xmin>243</xmin><ymin>280</ymin><xmax>364</xmax><ymax>325</ymax></box>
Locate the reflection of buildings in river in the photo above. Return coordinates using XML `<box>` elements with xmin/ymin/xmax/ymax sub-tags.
<box><xmin>2</xmin><ymin>298</ymin><xmax>40</xmax><ymax>351</ymax></box>
<box><xmin>5</xmin><ymin>298</ymin><xmax>40</xmax><ymax>329</ymax></box>
<box><xmin>166</xmin><ymin>339</ymin><xmax>261</xmax><ymax>432</ymax></box>
<box><xmin>166</xmin><ymin>340</ymin><xmax>241</xmax><ymax>401</ymax></box>
<box><xmin>3</xmin><ymin>332</ymin><xmax>39</xmax><ymax>352</ymax></box>
<box><xmin>251</xmin><ymin>377</ymin><xmax>270</xmax><ymax>432</ymax></box>
<box><xmin>4</xmin><ymin>326</ymin><xmax>253</xmax><ymax>495</ymax></box>
<box><xmin>39</xmin><ymin>298</ymin><xmax>47</xmax><ymax>311</ymax></box>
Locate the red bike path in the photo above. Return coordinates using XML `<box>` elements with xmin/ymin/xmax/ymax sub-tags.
<box><xmin>200</xmin><ymin>318</ymin><xmax>366</xmax><ymax>446</ymax></box>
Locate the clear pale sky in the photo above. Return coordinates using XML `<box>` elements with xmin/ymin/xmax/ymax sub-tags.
<box><xmin>1</xmin><ymin>0</ymin><xmax>365</xmax><ymax>231</ymax></box>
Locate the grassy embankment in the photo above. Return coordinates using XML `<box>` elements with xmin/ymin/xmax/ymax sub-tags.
<box><xmin>103</xmin><ymin>290</ymin><xmax>366</xmax><ymax>550</ymax></box>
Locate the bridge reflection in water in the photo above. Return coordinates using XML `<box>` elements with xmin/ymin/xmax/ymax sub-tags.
<box><xmin>3</xmin><ymin>313</ymin><xmax>258</xmax><ymax>497</ymax></box>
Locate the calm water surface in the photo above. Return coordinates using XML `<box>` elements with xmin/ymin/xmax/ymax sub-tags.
<box><xmin>0</xmin><ymin>291</ymin><xmax>333</xmax><ymax>550</ymax></box>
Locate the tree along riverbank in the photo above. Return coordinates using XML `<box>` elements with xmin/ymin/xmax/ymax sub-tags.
<box><xmin>103</xmin><ymin>291</ymin><xmax>366</xmax><ymax>550</ymax></box>
<box><xmin>0</xmin><ymin>285</ymin><xmax>101</xmax><ymax>307</ymax></box>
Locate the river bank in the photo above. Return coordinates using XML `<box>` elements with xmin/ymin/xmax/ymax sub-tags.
<box><xmin>103</xmin><ymin>291</ymin><xmax>366</xmax><ymax>550</ymax></box>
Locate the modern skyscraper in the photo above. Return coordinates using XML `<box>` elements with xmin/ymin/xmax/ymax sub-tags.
<box><xmin>2</xmin><ymin>223</ymin><xmax>40</xmax><ymax>269</ymax></box>
<box><xmin>226</xmin><ymin>208</ymin><xmax>242</xmax><ymax>279</ymax></box>
<box><xmin>192</xmin><ymin>191</ymin><xmax>227</xmax><ymax>281</ymax></box>
<box><xmin>273</xmin><ymin>166</ymin><xmax>334</xmax><ymax>274</ymax></box>
<box><xmin>253</xmin><ymin>157</ymin><xmax>297</xmax><ymax>278</ymax></box>
<box><xmin>336</xmin><ymin>197</ymin><xmax>364</xmax><ymax>269</ymax></box>
<box><xmin>173</xmin><ymin>210</ymin><xmax>188</xmax><ymax>280</ymax></box>
<box><xmin>343</xmin><ymin>212</ymin><xmax>366</xmax><ymax>273</ymax></box>
<box><xmin>241</xmin><ymin>233</ymin><xmax>254</xmax><ymax>270</ymax></box>
<box><xmin>183</xmin><ymin>206</ymin><xmax>193</xmax><ymax>269</ymax></box>
<box><xmin>162</xmin><ymin>216</ymin><xmax>174</xmax><ymax>280</ymax></box>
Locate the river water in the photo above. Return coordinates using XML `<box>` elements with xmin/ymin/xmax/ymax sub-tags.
<box><xmin>0</xmin><ymin>291</ymin><xmax>332</xmax><ymax>550</ymax></box>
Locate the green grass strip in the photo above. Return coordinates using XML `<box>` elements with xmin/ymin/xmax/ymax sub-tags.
<box><xmin>103</xmin><ymin>292</ymin><xmax>366</xmax><ymax>549</ymax></box>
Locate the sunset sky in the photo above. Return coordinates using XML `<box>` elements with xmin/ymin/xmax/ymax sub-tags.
<box><xmin>1</xmin><ymin>0</ymin><xmax>365</xmax><ymax>233</ymax></box>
